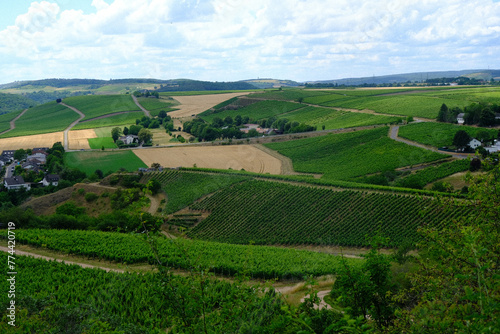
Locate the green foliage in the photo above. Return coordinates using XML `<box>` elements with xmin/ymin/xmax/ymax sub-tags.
<box><xmin>9</xmin><ymin>229</ymin><xmax>362</xmax><ymax>279</ymax></box>
<box><xmin>72</xmin><ymin>111</ymin><xmax>144</xmax><ymax>130</ymax></box>
<box><xmin>0</xmin><ymin>92</ymin><xmax>36</xmax><ymax>113</ymax></box>
<box><xmin>453</xmin><ymin>129</ymin><xmax>471</xmax><ymax>149</ymax></box>
<box><xmin>265</xmin><ymin>127</ymin><xmax>446</xmax><ymax>180</ymax></box>
<box><xmin>141</xmin><ymin>170</ymin><xmax>249</xmax><ymax>213</ymax></box>
<box><xmin>398</xmin><ymin>122</ymin><xmax>497</xmax><ymax>148</ymax></box>
<box><xmin>0</xmin><ymin>109</ymin><xmax>24</xmax><ymax>133</ymax></box>
<box><xmin>84</xmin><ymin>192</ymin><xmax>99</xmax><ymax>202</ymax></box>
<box><xmin>87</xmin><ymin>137</ymin><xmax>117</xmax><ymax>149</ymax></box>
<box><xmin>64</xmin><ymin>150</ymin><xmax>147</xmax><ymax>176</ymax></box>
<box><xmin>188</xmin><ymin>180</ymin><xmax>469</xmax><ymax>247</ymax></box>
<box><xmin>63</xmin><ymin>95</ymin><xmax>140</xmax><ymax>120</ymax></box>
<box><xmin>136</xmin><ymin>97</ymin><xmax>177</xmax><ymax>116</ymax></box>
<box><xmin>56</xmin><ymin>202</ymin><xmax>86</xmax><ymax>216</ymax></box>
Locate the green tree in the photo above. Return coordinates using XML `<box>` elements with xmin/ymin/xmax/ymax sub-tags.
<box><xmin>437</xmin><ymin>103</ymin><xmax>449</xmax><ymax>122</ymax></box>
<box><xmin>13</xmin><ymin>149</ymin><xmax>27</xmax><ymax>161</ymax></box>
<box><xmin>138</xmin><ymin>128</ymin><xmax>153</xmax><ymax>144</ymax></box>
<box><xmin>453</xmin><ymin>130</ymin><xmax>471</xmax><ymax>150</ymax></box>
<box><xmin>123</xmin><ymin>126</ymin><xmax>129</xmax><ymax>135</ymax></box>
<box><xmin>111</xmin><ymin>127</ymin><xmax>121</xmax><ymax>142</ymax></box>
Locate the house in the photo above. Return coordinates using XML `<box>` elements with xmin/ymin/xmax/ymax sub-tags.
<box><xmin>1</xmin><ymin>150</ymin><xmax>15</xmax><ymax>161</ymax></box>
<box><xmin>468</xmin><ymin>138</ymin><xmax>482</xmax><ymax>150</ymax></box>
<box><xmin>119</xmin><ymin>135</ymin><xmax>139</xmax><ymax>145</ymax></box>
<box><xmin>457</xmin><ymin>113</ymin><xmax>465</xmax><ymax>125</ymax></box>
<box><xmin>4</xmin><ymin>176</ymin><xmax>30</xmax><ymax>191</ymax></box>
<box><xmin>485</xmin><ymin>140</ymin><xmax>500</xmax><ymax>153</ymax></box>
<box><xmin>496</xmin><ymin>113</ymin><xmax>500</xmax><ymax>121</ymax></box>
<box><xmin>32</xmin><ymin>147</ymin><xmax>49</xmax><ymax>153</ymax></box>
<box><xmin>27</xmin><ymin>152</ymin><xmax>47</xmax><ymax>164</ymax></box>
<box><xmin>0</xmin><ymin>156</ymin><xmax>10</xmax><ymax>167</ymax></box>
<box><xmin>42</xmin><ymin>174</ymin><xmax>60</xmax><ymax>187</ymax></box>
<box><xmin>240</xmin><ymin>124</ymin><xmax>268</xmax><ymax>134</ymax></box>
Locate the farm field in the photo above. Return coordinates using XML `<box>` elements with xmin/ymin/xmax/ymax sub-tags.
<box><xmin>200</xmin><ymin>100</ymin><xmax>303</xmax><ymax>123</ymax></box>
<box><xmin>264</xmin><ymin>127</ymin><xmax>447</xmax><ymax>181</ymax></box>
<box><xmin>67</xmin><ymin>129</ymin><xmax>96</xmax><ymax>150</ymax></box>
<box><xmin>167</xmin><ymin>92</ymin><xmax>253</xmax><ymax>118</ymax></box>
<box><xmin>0</xmin><ymin>101</ymin><xmax>78</xmax><ymax>138</ymax></box>
<box><xmin>136</xmin><ymin>96</ymin><xmax>178</xmax><ymax>116</ymax></box>
<box><xmin>72</xmin><ymin>111</ymin><xmax>144</xmax><ymax>129</ymax></box>
<box><xmin>11</xmin><ymin>229</ymin><xmax>362</xmax><ymax>280</ymax></box>
<box><xmin>283</xmin><ymin>106</ymin><xmax>400</xmax><ymax>129</ymax></box>
<box><xmin>133</xmin><ymin>145</ymin><xmax>282</xmax><ymax>174</ymax></box>
<box><xmin>0</xmin><ymin>109</ymin><xmax>24</xmax><ymax>133</ymax></box>
<box><xmin>64</xmin><ymin>150</ymin><xmax>147</xmax><ymax>175</ymax></box>
<box><xmin>0</xmin><ymin>131</ymin><xmax>63</xmax><ymax>150</ymax></box>
<box><xmin>398</xmin><ymin>122</ymin><xmax>498</xmax><ymax>148</ymax></box>
<box><xmin>88</xmin><ymin>137</ymin><xmax>117</xmax><ymax>149</ymax></box>
<box><xmin>141</xmin><ymin>170</ymin><xmax>249</xmax><ymax>213</ymax></box>
<box><xmin>63</xmin><ymin>95</ymin><xmax>140</xmax><ymax>120</ymax></box>
<box><xmin>188</xmin><ymin>180</ymin><xmax>470</xmax><ymax>247</ymax></box>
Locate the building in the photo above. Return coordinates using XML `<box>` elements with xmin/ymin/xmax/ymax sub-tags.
<box><xmin>4</xmin><ymin>176</ymin><xmax>30</xmax><ymax>191</ymax></box>
<box><xmin>42</xmin><ymin>174</ymin><xmax>60</xmax><ymax>187</ymax></box>
<box><xmin>457</xmin><ymin>113</ymin><xmax>465</xmax><ymax>125</ymax></box>
<box><xmin>27</xmin><ymin>152</ymin><xmax>47</xmax><ymax>164</ymax></box>
<box><xmin>468</xmin><ymin>138</ymin><xmax>482</xmax><ymax>150</ymax></box>
<box><xmin>485</xmin><ymin>140</ymin><xmax>500</xmax><ymax>153</ymax></box>
<box><xmin>119</xmin><ymin>135</ymin><xmax>139</xmax><ymax>145</ymax></box>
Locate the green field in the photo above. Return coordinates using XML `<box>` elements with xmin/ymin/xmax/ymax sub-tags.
<box><xmin>88</xmin><ymin>137</ymin><xmax>117</xmax><ymax>149</ymax></box>
<box><xmin>188</xmin><ymin>180</ymin><xmax>470</xmax><ymax>247</ymax></box>
<box><xmin>64</xmin><ymin>150</ymin><xmax>146</xmax><ymax>175</ymax></box>
<box><xmin>142</xmin><ymin>170</ymin><xmax>249</xmax><ymax>213</ymax></box>
<box><xmin>398</xmin><ymin>122</ymin><xmax>499</xmax><ymax>148</ymax></box>
<box><xmin>0</xmin><ymin>109</ymin><xmax>23</xmax><ymax>133</ymax></box>
<box><xmin>72</xmin><ymin>111</ymin><xmax>144</xmax><ymax>129</ymax></box>
<box><xmin>0</xmin><ymin>101</ymin><xmax>78</xmax><ymax>138</ymax></box>
<box><xmin>247</xmin><ymin>89</ymin><xmax>329</xmax><ymax>101</ymax></box>
<box><xmin>200</xmin><ymin>100</ymin><xmax>303</xmax><ymax>123</ymax></box>
<box><xmin>137</xmin><ymin>97</ymin><xmax>178</xmax><ymax>116</ymax></box>
<box><xmin>265</xmin><ymin>127</ymin><xmax>447</xmax><ymax>180</ymax></box>
<box><xmin>63</xmin><ymin>95</ymin><xmax>140</xmax><ymax>120</ymax></box>
<box><xmin>283</xmin><ymin>106</ymin><xmax>400</xmax><ymax>129</ymax></box>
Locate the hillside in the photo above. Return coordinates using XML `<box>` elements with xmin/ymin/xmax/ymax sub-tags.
<box><xmin>0</xmin><ymin>92</ymin><xmax>37</xmax><ymax>113</ymax></box>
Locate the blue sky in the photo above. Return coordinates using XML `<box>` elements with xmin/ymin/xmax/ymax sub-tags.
<box><xmin>1</xmin><ymin>0</ymin><xmax>499</xmax><ymax>84</ymax></box>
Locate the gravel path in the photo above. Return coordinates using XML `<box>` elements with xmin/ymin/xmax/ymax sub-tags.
<box><xmin>132</xmin><ymin>95</ymin><xmax>151</xmax><ymax>118</ymax></box>
<box><xmin>61</xmin><ymin>102</ymin><xmax>86</xmax><ymax>150</ymax></box>
<box><xmin>0</xmin><ymin>108</ymin><xmax>28</xmax><ymax>136</ymax></box>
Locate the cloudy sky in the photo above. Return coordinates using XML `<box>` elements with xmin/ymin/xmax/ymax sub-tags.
<box><xmin>1</xmin><ymin>0</ymin><xmax>499</xmax><ymax>84</ymax></box>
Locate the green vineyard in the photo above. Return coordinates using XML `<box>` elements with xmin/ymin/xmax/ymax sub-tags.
<box><xmin>9</xmin><ymin>229</ymin><xmax>361</xmax><ymax>280</ymax></box>
<box><xmin>188</xmin><ymin>180</ymin><xmax>471</xmax><ymax>247</ymax></box>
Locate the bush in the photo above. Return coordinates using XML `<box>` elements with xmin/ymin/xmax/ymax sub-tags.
<box><xmin>84</xmin><ymin>192</ymin><xmax>99</xmax><ymax>202</ymax></box>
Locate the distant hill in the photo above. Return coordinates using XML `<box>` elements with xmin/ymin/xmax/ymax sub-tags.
<box><xmin>240</xmin><ymin>79</ymin><xmax>300</xmax><ymax>89</ymax></box>
<box><xmin>155</xmin><ymin>79</ymin><xmax>256</xmax><ymax>92</ymax></box>
<box><xmin>0</xmin><ymin>92</ymin><xmax>37</xmax><ymax>114</ymax></box>
<box><xmin>307</xmin><ymin>69</ymin><xmax>500</xmax><ymax>86</ymax></box>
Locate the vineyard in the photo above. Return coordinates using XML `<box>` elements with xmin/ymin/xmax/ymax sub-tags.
<box><xmin>64</xmin><ymin>150</ymin><xmax>147</xmax><ymax>176</ymax></box>
<box><xmin>188</xmin><ymin>180</ymin><xmax>471</xmax><ymax>247</ymax></box>
<box><xmin>394</xmin><ymin>159</ymin><xmax>470</xmax><ymax>188</ymax></box>
<box><xmin>265</xmin><ymin>127</ymin><xmax>447</xmax><ymax>180</ymax></box>
<box><xmin>7</xmin><ymin>229</ymin><xmax>362</xmax><ymax>280</ymax></box>
<box><xmin>141</xmin><ymin>170</ymin><xmax>250</xmax><ymax>213</ymax></box>
<box><xmin>63</xmin><ymin>95</ymin><xmax>140</xmax><ymax>120</ymax></box>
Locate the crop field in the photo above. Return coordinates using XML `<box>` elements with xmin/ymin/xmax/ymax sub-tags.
<box><xmin>419</xmin><ymin>87</ymin><xmax>500</xmax><ymax>104</ymax></box>
<box><xmin>88</xmin><ymin>137</ymin><xmax>117</xmax><ymax>149</ymax></box>
<box><xmin>67</xmin><ymin>129</ymin><xmax>96</xmax><ymax>150</ymax></box>
<box><xmin>188</xmin><ymin>180</ymin><xmax>470</xmax><ymax>247</ymax></box>
<box><xmin>398</xmin><ymin>122</ymin><xmax>498</xmax><ymax>148</ymax></box>
<box><xmin>283</xmin><ymin>106</ymin><xmax>400</xmax><ymax>129</ymax></box>
<box><xmin>11</xmin><ymin>229</ymin><xmax>362</xmax><ymax>280</ymax></box>
<box><xmin>0</xmin><ymin>109</ymin><xmax>23</xmax><ymax>133</ymax></box>
<box><xmin>64</xmin><ymin>150</ymin><xmax>147</xmax><ymax>175</ymax></box>
<box><xmin>247</xmin><ymin>89</ymin><xmax>329</xmax><ymax>101</ymax></box>
<box><xmin>394</xmin><ymin>159</ymin><xmax>470</xmax><ymax>188</ymax></box>
<box><xmin>142</xmin><ymin>170</ymin><xmax>249</xmax><ymax>213</ymax></box>
<box><xmin>0</xmin><ymin>101</ymin><xmax>78</xmax><ymax>138</ymax></box>
<box><xmin>72</xmin><ymin>111</ymin><xmax>144</xmax><ymax>129</ymax></box>
<box><xmin>167</xmin><ymin>92</ymin><xmax>253</xmax><ymax>118</ymax></box>
<box><xmin>63</xmin><ymin>95</ymin><xmax>140</xmax><ymax>120</ymax></box>
<box><xmin>0</xmin><ymin>132</ymin><xmax>63</xmax><ymax>151</ymax></box>
<box><xmin>200</xmin><ymin>100</ymin><xmax>304</xmax><ymax>123</ymax></box>
<box><xmin>133</xmin><ymin>145</ymin><xmax>282</xmax><ymax>174</ymax></box>
<box><xmin>136</xmin><ymin>97</ymin><xmax>178</xmax><ymax>116</ymax></box>
<box><xmin>265</xmin><ymin>127</ymin><xmax>446</xmax><ymax>180</ymax></box>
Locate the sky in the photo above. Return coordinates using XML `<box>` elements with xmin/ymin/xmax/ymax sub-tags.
<box><xmin>0</xmin><ymin>0</ymin><xmax>500</xmax><ymax>84</ymax></box>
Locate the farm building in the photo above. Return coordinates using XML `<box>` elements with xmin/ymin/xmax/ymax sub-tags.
<box><xmin>119</xmin><ymin>135</ymin><xmax>139</xmax><ymax>145</ymax></box>
<box><xmin>468</xmin><ymin>138</ymin><xmax>482</xmax><ymax>150</ymax></box>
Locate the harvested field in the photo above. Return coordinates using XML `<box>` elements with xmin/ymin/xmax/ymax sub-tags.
<box><xmin>133</xmin><ymin>145</ymin><xmax>282</xmax><ymax>174</ymax></box>
<box><xmin>68</xmin><ymin>129</ymin><xmax>97</xmax><ymax>150</ymax></box>
<box><xmin>0</xmin><ymin>132</ymin><xmax>63</xmax><ymax>150</ymax></box>
<box><xmin>169</xmin><ymin>92</ymin><xmax>252</xmax><ymax>118</ymax></box>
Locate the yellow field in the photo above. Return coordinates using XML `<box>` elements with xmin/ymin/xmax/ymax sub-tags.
<box><xmin>169</xmin><ymin>92</ymin><xmax>252</xmax><ymax>118</ymax></box>
<box><xmin>68</xmin><ymin>129</ymin><xmax>97</xmax><ymax>150</ymax></box>
<box><xmin>133</xmin><ymin>145</ymin><xmax>282</xmax><ymax>174</ymax></box>
<box><xmin>0</xmin><ymin>132</ymin><xmax>64</xmax><ymax>151</ymax></box>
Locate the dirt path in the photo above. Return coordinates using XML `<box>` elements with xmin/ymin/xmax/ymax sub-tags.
<box><xmin>253</xmin><ymin>144</ymin><xmax>321</xmax><ymax>177</ymax></box>
<box><xmin>300</xmin><ymin>290</ymin><xmax>332</xmax><ymax>310</ymax></box>
<box><xmin>146</xmin><ymin>194</ymin><xmax>160</xmax><ymax>214</ymax></box>
<box><xmin>61</xmin><ymin>102</ymin><xmax>86</xmax><ymax>151</ymax></box>
<box><xmin>0</xmin><ymin>108</ymin><xmax>28</xmax><ymax>135</ymax></box>
<box><xmin>0</xmin><ymin>246</ymin><xmax>124</xmax><ymax>273</ymax></box>
<box><xmin>132</xmin><ymin>95</ymin><xmax>151</xmax><ymax>118</ymax></box>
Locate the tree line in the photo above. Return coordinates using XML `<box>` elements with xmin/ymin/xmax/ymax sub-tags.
<box><xmin>437</xmin><ymin>102</ymin><xmax>500</xmax><ymax>126</ymax></box>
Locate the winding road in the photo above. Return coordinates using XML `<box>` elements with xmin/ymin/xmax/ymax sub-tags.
<box><xmin>0</xmin><ymin>108</ymin><xmax>28</xmax><ymax>136</ymax></box>
<box><xmin>132</xmin><ymin>95</ymin><xmax>151</xmax><ymax>118</ymax></box>
<box><xmin>61</xmin><ymin>102</ymin><xmax>85</xmax><ymax>150</ymax></box>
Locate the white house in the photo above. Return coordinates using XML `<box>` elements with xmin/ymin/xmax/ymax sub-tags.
<box><xmin>119</xmin><ymin>135</ymin><xmax>139</xmax><ymax>145</ymax></box>
<box><xmin>468</xmin><ymin>138</ymin><xmax>482</xmax><ymax>150</ymax></box>
<box><xmin>457</xmin><ymin>113</ymin><xmax>465</xmax><ymax>125</ymax></box>
<box><xmin>4</xmin><ymin>176</ymin><xmax>30</xmax><ymax>191</ymax></box>
<box><xmin>485</xmin><ymin>140</ymin><xmax>500</xmax><ymax>153</ymax></box>
<box><xmin>42</xmin><ymin>174</ymin><xmax>60</xmax><ymax>187</ymax></box>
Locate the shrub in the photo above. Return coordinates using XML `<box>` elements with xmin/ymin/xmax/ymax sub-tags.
<box><xmin>84</xmin><ymin>192</ymin><xmax>99</xmax><ymax>202</ymax></box>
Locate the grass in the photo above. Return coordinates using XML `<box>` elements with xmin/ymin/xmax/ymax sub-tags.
<box><xmin>265</xmin><ymin>127</ymin><xmax>447</xmax><ymax>180</ymax></box>
<box><xmin>0</xmin><ymin>101</ymin><xmax>79</xmax><ymax>138</ymax></box>
<box><xmin>72</xmin><ymin>111</ymin><xmax>144</xmax><ymax>130</ymax></box>
<box><xmin>0</xmin><ymin>109</ymin><xmax>24</xmax><ymax>133</ymax></box>
<box><xmin>88</xmin><ymin>137</ymin><xmax>117</xmax><ymax>149</ymax></box>
<box><xmin>136</xmin><ymin>97</ymin><xmax>178</xmax><ymax>116</ymax></box>
<box><xmin>398</xmin><ymin>122</ymin><xmax>499</xmax><ymax>148</ymax></box>
<box><xmin>200</xmin><ymin>100</ymin><xmax>303</xmax><ymax>123</ymax></box>
<box><xmin>64</xmin><ymin>150</ymin><xmax>147</xmax><ymax>175</ymax></box>
<box><xmin>283</xmin><ymin>106</ymin><xmax>400</xmax><ymax>129</ymax></box>
<box><xmin>63</xmin><ymin>95</ymin><xmax>140</xmax><ymax>120</ymax></box>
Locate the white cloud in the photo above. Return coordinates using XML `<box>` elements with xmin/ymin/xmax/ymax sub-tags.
<box><xmin>0</xmin><ymin>0</ymin><xmax>499</xmax><ymax>83</ymax></box>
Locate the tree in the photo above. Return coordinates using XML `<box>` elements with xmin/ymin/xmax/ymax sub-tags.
<box><xmin>437</xmin><ymin>103</ymin><xmax>449</xmax><ymax>122</ymax></box>
<box><xmin>479</xmin><ymin>107</ymin><xmax>495</xmax><ymax>127</ymax></box>
<box><xmin>158</xmin><ymin>110</ymin><xmax>167</xmax><ymax>119</ymax></box>
<box><xmin>453</xmin><ymin>130</ymin><xmax>471</xmax><ymax>151</ymax></box>
<box><xmin>111</xmin><ymin>127</ymin><xmax>122</xmax><ymax>142</ymax></box>
<box><xmin>146</xmin><ymin>179</ymin><xmax>162</xmax><ymax>195</ymax></box>
<box><xmin>13</xmin><ymin>149</ymin><xmax>27</xmax><ymax>161</ymax></box>
<box><xmin>123</xmin><ymin>127</ymin><xmax>129</xmax><ymax>135</ymax></box>
<box><xmin>138</xmin><ymin>128</ymin><xmax>153</xmax><ymax>144</ymax></box>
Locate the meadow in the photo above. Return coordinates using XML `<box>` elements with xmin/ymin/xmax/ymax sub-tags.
<box><xmin>265</xmin><ymin>127</ymin><xmax>447</xmax><ymax>180</ymax></box>
<box><xmin>72</xmin><ymin>111</ymin><xmax>144</xmax><ymax>130</ymax></box>
<box><xmin>0</xmin><ymin>101</ymin><xmax>78</xmax><ymax>138</ymax></box>
<box><xmin>64</xmin><ymin>150</ymin><xmax>147</xmax><ymax>175</ymax></box>
<box><xmin>188</xmin><ymin>180</ymin><xmax>470</xmax><ymax>247</ymax></box>
<box><xmin>88</xmin><ymin>137</ymin><xmax>117</xmax><ymax>149</ymax></box>
<box><xmin>398</xmin><ymin>122</ymin><xmax>498</xmax><ymax>148</ymax></box>
<box><xmin>63</xmin><ymin>95</ymin><xmax>140</xmax><ymax>120</ymax></box>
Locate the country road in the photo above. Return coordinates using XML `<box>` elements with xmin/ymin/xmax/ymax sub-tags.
<box><xmin>132</xmin><ymin>94</ymin><xmax>151</xmax><ymax>118</ymax></box>
<box><xmin>61</xmin><ymin>102</ymin><xmax>86</xmax><ymax>150</ymax></box>
<box><xmin>0</xmin><ymin>108</ymin><xmax>28</xmax><ymax>136</ymax></box>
